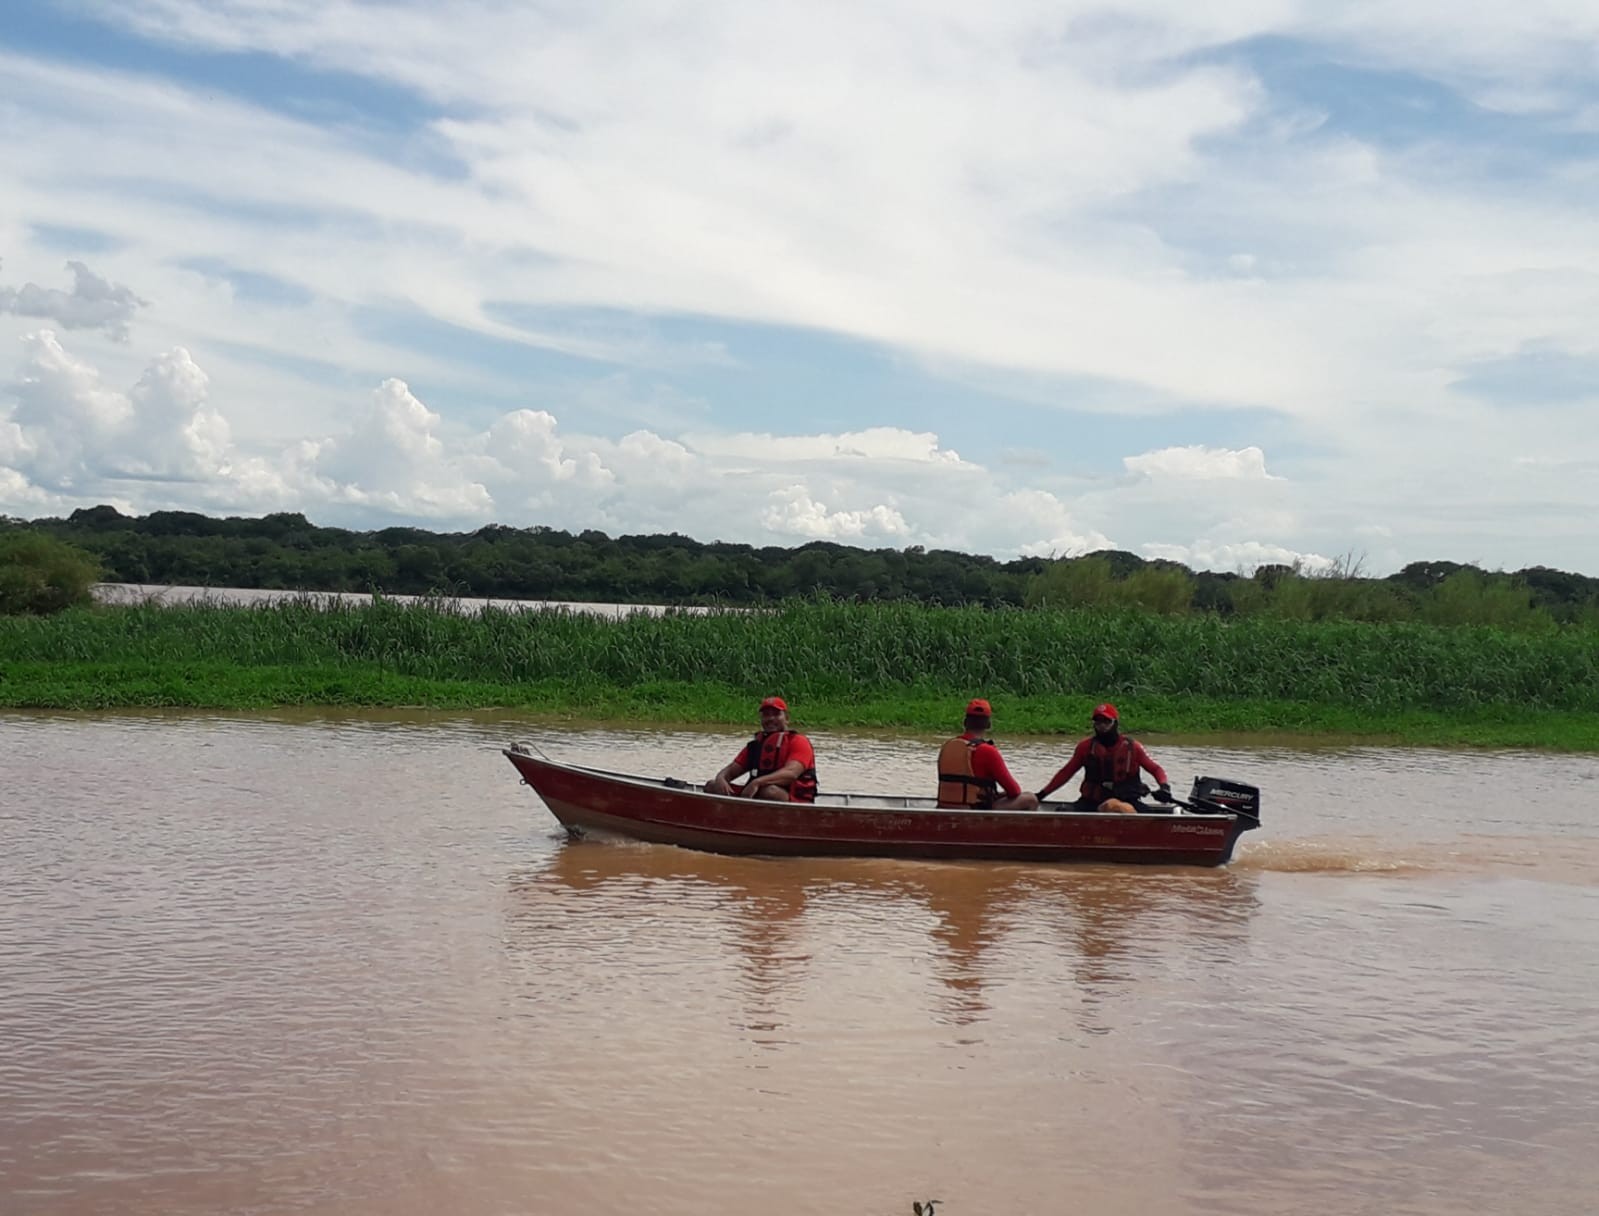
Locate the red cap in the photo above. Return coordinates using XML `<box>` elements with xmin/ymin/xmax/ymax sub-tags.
<box><xmin>1093</xmin><ymin>702</ymin><xmax>1119</xmax><ymax>721</ymax></box>
<box><xmin>965</xmin><ymin>698</ymin><xmax>992</xmax><ymax>716</ymax></box>
<box><xmin>759</xmin><ymin>696</ymin><xmax>788</xmax><ymax>712</ymax></box>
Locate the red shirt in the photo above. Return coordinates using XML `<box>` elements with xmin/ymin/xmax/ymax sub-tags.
<box><xmin>1045</xmin><ymin>735</ymin><xmax>1168</xmax><ymax>801</ymax></box>
<box><xmin>733</xmin><ymin>731</ymin><xmax>816</xmax><ymax>775</ymax></box>
<box><xmin>963</xmin><ymin>733</ymin><xmax>1023</xmax><ymax>799</ymax></box>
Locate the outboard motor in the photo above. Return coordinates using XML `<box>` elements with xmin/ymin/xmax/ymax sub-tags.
<box><xmin>1188</xmin><ymin>776</ymin><xmax>1262</xmax><ymax>829</ymax></box>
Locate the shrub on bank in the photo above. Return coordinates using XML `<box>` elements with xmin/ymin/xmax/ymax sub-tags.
<box><xmin>0</xmin><ymin>533</ymin><xmax>101</xmax><ymax>615</ymax></box>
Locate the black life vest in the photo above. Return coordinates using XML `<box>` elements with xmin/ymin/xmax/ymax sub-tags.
<box><xmin>743</xmin><ymin>730</ymin><xmax>818</xmax><ymax>801</ymax></box>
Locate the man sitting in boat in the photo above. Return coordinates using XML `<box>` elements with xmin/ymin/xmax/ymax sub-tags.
<box><xmin>706</xmin><ymin>696</ymin><xmax>819</xmax><ymax>802</ymax></box>
<box><xmin>936</xmin><ymin>698</ymin><xmax>1040</xmax><ymax>811</ymax></box>
<box><xmin>1035</xmin><ymin>702</ymin><xmax>1173</xmax><ymax>813</ymax></box>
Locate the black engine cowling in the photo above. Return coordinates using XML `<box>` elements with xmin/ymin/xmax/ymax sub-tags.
<box><xmin>1188</xmin><ymin>775</ymin><xmax>1261</xmax><ymax>827</ymax></box>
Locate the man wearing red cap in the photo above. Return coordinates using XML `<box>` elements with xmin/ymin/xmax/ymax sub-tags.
<box><xmin>935</xmin><ymin>698</ymin><xmax>1040</xmax><ymax>810</ymax></box>
<box><xmin>1036</xmin><ymin>702</ymin><xmax>1172</xmax><ymax>813</ymax></box>
<box><xmin>706</xmin><ymin>695</ymin><xmax>819</xmax><ymax>802</ymax></box>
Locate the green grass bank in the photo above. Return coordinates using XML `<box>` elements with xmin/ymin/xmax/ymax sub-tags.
<box><xmin>3</xmin><ymin>597</ymin><xmax>1598</xmax><ymax>749</ymax></box>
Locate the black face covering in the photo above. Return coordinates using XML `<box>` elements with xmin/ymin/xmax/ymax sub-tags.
<box><xmin>1093</xmin><ymin>722</ymin><xmax>1119</xmax><ymax>746</ymax></box>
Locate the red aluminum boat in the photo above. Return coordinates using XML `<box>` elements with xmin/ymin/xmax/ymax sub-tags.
<box><xmin>503</xmin><ymin>745</ymin><xmax>1262</xmax><ymax>867</ymax></box>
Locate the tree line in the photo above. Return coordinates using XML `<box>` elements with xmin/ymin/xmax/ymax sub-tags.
<box><xmin>5</xmin><ymin>505</ymin><xmax>1598</xmax><ymax>628</ymax></box>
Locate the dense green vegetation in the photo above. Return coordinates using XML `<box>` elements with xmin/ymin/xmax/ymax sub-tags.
<box><xmin>6</xmin><ymin>505</ymin><xmax>1599</xmax><ymax>627</ymax></box>
<box><xmin>4</xmin><ymin>596</ymin><xmax>1597</xmax><ymax>748</ymax></box>
<box><xmin>7</xmin><ymin>505</ymin><xmax>1049</xmax><ymax>606</ymax></box>
<box><xmin>0</xmin><ymin>532</ymin><xmax>100</xmax><ymax>615</ymax></box>
<box><xmin>5</xmin><ymin>507</ymin><xmax>1595</xmax><ymax>745</ymax></box>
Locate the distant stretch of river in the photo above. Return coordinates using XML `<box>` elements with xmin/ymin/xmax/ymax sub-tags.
<box><xmin>3</xmin><ymin>712</ymin><xmax>1598</xmax><ymax>1215</ymax></box>
<box><xmin>91</xmin><ymin>582</ymin><xmax>713</xmax><ymax>618</ymax></box>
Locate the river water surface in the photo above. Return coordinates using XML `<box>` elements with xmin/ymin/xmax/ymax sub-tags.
<box><xmin>3</xmin><ymin>712</ymin><xmax>1597</xmax><ymax>1215</ymax></box>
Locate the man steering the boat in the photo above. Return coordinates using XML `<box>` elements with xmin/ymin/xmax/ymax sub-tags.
<box><xmin>936</xmin><ymin>698</ymin><xmax>1040</xmax><ymax>811</ymax></box>
<box><xmin>706</xmin><ymin>696</ymin><xmax>819</xmax><ymax>802</ymax></box>
<box><xmin>1036</xmin><ymin>702</ymin><xmax>1173</xmax><ymax>813</ymax></box>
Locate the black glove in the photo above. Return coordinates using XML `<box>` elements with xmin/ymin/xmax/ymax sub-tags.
<box><xmin>1153</xmin><ymin>783</ymin><xmax>1174</xmax><ymax>803</ymax></box>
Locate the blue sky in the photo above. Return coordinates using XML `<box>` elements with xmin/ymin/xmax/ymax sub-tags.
<box><xmin>3</xmin><ymin>1</ymin><xmax>1599</xmax><ymax>573</ymax></box>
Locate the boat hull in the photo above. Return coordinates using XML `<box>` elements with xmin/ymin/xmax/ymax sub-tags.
<box><xmin>505</xmin><ymin>749</ymin><xmax>1255</xmax><ymax>867</ymax></box>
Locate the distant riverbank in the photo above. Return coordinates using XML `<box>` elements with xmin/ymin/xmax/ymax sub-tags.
<box><xmin>5</xmin><ymin>595</ymin><xmax>1599</xmax><ymax>750</ymax></box>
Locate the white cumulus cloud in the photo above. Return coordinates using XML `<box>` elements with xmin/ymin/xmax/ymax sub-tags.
<box><xmin>8</xmin><ymin>330</ymin><xmax>135</xmax><ymax>490</ymax></box>
<box><xmin>760</xmin><ymin>486</ymin><xmax>909</xmax><ymax>540</ymax></box>
<box><xmin>482</xmin><ymin>409</ymin><xmax>614</xmax><ymax>489</ymax></box>
<box><xmin>1003</xmin><ymin>489</ymin><xmax>1113</xmax><ymax>558</ymax></box>
<box><xmin>1124</xmin><ymin>445</ymin><xmax>1282</xmax><ymax>482</ymax></box>
<box><xmin>1143</xmin><ymin>540</ymin><xmax>1335</xmax><ymax>575</ymax></box>
<box><xmin>119</xmin><ymin>347</ymin><xmax>231</xmax><ymax>479</ymax></box>
<box><xmin>308</xmin><ymin>379</ymin><xmax>493</xmax><ymax>518</ymax></box>
<box><xmin>0</xmin><ymin>332</ymin><xmax>1125</xmax><ymax>560</ymax></box>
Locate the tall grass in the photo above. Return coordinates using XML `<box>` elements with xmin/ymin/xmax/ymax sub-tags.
<box><xmin>3</xmin><ymin>595</ymin><xmax>1596</xmax><ymax>715</ymax></box>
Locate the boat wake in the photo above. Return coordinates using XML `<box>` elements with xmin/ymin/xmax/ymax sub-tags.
<box><xmin>1234</xmin><ymin>834</ymin><xmax>1599</xmax><ymax>884</ymax></box>
<box><xmin>1232</xmin><ymin>838</ymin><xmax>1432</xmax><ymax>875</ymax></box>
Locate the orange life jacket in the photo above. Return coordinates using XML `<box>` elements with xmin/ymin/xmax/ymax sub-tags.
<box><xmin>937</xmin><ymin>736</ymin><xmax>997</xmax><ymax>808</ymax></box>
<box><xmin>1082</xmin><ymin>734</ymin><xmax>1144</xmax><ymax>804</ymax></box>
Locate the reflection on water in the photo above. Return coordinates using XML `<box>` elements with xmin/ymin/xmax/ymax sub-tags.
<box><xmin>509</xmin><ymin>844</ymin><xmax>1264</xmax><ymax>1039</ymax></box>
<box><xmin>2</xmin><ymin>710</ymin><xmax>1599</xmax><ymax>1215</ymax></box>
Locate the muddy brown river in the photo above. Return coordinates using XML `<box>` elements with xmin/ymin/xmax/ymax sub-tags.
<box><xmin>3</xmin><ymin>711</ymin><xmax>1597</xmax><ymax>1215</ymax></box>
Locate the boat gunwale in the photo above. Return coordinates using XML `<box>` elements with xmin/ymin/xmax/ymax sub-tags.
<box><xmin>504</xmin><ymin>751</ymin><xmax>1240</xmax><ymax>823</ymax></box>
